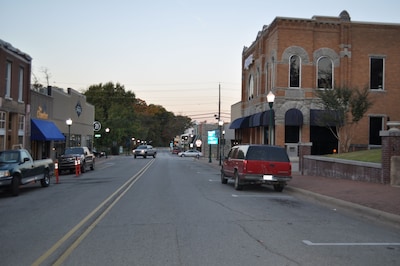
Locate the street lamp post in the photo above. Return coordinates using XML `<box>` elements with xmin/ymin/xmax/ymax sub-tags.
<box><xmin>222</xmin><ymin>129</ymin><xmax>225</xmax><ymax>159</ymax></box>
<box><xmin>66</xmin><ymin>118</ymin><xmax>72</xmax><ymax>147</ymax></box>
<box><xmin>218</xmin><ymin>120</ymin><xmax>223</xmax><ymax>166</ymax></box>
<box><xmin>267</xmin><ymin>91</ymin><xmax>275</xmax><ymax>145</ymax></box>
<box><xmin>105</xmin><ymin>128</ymin><xmax>110</xmax><ymax>158</ymax></box>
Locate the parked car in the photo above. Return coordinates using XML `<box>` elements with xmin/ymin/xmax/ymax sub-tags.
<box><xmin>0</xmin><ymin>149</ymin><xmax>54</xmax><ymax>196</ymax></box>
<box><xmin>221</xmin><ymin>145</ymin><xmax>292</xmax><ymax>192</ymax></box>
<box><xmin>133</xmin><ymin>145</ymin><xmax>157</xmax><ymax>158</ymax></box>
<box><xmin>172</xmin><ymin>146</ymin><xmax>182</xmax><ymax>154</ymax></box>
<box><xmin>93</xmin><ymin>149</ymin><xmax>106</xmax><ymax>158</ymax></box>
<box><xmin>58</xmin><ymin>147</ymin><xmax>95</xmax><ymax>173</ymax></box>
<box><xmin>178</xmin><ymin>149</ymin><xmax>203</xmax><ymax>157</ymax></box>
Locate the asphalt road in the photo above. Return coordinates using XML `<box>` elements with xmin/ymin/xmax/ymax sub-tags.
<box><xmin>0</xmin><ymin>150</ymin><xmax>399</xmax><ymax>266</ymax></box>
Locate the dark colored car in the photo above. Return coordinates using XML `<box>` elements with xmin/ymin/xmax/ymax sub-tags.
<box><xmin>58</xmin><ymin>147</ymin><xmax>95</xmax><ymax>173</ymax></box>
<box><xmin>172</xmin><ymin>147</ymin><xmax>182</xmax><ymax>154</ymax></box>
<box><xmin>221</xmin><ymin>145</ymin><xmax>292</xmax><ymax>191</ymax></box>
<box><xmin>133</xmin><ymin>145</ymin><xmax>157</xmax><ymax>159</ymax></box>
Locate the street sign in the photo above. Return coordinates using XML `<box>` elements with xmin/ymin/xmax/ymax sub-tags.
<box><xmin>195</xmin><ymin>139</ymin><xmax>202</xmax><ymax>147</ymax></box>
<box><xmin>207</xmin><ymin>130</ymin><xmax>218</xmax><ymax>145</ymax></box>
<box><xmin>93</xmin><ymin>121</ymin><xmax>101</xmax><ymax>131</ymax></box>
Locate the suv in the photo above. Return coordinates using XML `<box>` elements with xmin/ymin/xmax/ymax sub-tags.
<box><xmin>58</xmin><ymin>147</ymin><xmax>95</xmax><ymax>173</ymax></box>
<box><xmin>133</xmin><ymin>145</ymin><xmax>157</xmax><ymax>159</ymax></box>
<box><xmin>221</xmin><ymin>145</ymin><xmax>292</xmax><ymax>192</ymax></box>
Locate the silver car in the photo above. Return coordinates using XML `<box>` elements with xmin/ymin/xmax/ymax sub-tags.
<box><xmin>178</xmin><ymin>149</ymin><xmax>203</xmax><ymax>157</ymax></box>
<box><xmin>133</xmin><ymin>145</ymin><xmax>157</xmax><ymax>159</ymax></box>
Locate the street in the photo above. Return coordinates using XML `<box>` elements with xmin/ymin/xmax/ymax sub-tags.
<box><xmin>0</xmin><ymin>149</ymin><xmax>399</xmax><ymax>266</ymax></box>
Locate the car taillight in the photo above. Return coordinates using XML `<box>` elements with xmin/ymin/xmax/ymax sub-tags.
<box><xmin>243</xmin><ymin>160</ymin><xmax>247</xmax><ymax>171</ymax></box>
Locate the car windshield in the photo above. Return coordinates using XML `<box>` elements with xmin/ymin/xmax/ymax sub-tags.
<box><xmin>0</xmin><ymin>151</ymin><xmax>20</xmax><ymax>163</ymax></box>
<box><xmin>65</xmin><ymin>148</ymin><xmax>84</xmax><ymax>155</ymax></box>
<box><xmin>137</xmin><ymin>145</ymin><xmax>148</xmax><ymax>149</ymax></box>
<box><xmin>246</xmin><ymin>146</ymin><xmax>289</xmax><ymax>162</ymax></box>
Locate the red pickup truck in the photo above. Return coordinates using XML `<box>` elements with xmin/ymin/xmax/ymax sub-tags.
<box><xmin>221</xmin><ymin>145</ymin><xmax>292</xmax><ymax>192</ymax></box>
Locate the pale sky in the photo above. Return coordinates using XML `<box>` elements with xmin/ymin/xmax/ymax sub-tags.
<box><xmin>2</xmin><ymin>0</ymin><xmax>400</xmax><ymax>122</ymax></box>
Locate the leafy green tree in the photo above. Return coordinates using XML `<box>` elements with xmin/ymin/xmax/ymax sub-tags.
<box><xmin>316</xmin><ymin>87</ymin><xmax>373</xmax><ymax>153</ymax></box>
<box><xmin>84</xmin><ymin>82</ymin><xmax>193</xmax><ymax>152</ymax></box>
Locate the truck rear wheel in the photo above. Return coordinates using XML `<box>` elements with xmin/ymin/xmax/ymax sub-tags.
<box><xmin>234</xmin><ymin>171</ymin><xmax>242</xmax><ymax>191</ymax></box>
<box><xmin>221</xmin><ymin>169</ymin><xmax>228</xmax><ymax>184</ymax></box>
<box><xmin>273</xmin><ymin>184</ymin><xmax>284</xmax><ymax>192</ymax></box>
<box><xmin>41</xmin><ymin>171</ymin><xmax>50</xmax><ymax>187</ymax></box>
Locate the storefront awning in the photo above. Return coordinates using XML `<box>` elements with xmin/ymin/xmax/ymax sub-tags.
<box><xmin>249</xmin><ymin>112</ymin><xmax>263</xmax><ymax>127</ymax></box>
<box><xmin>31</xmin><ymin>119</ymin><xmax>65</xmax><ymax>141</ymax></box>
<box><xmin>310</xmin><ymin>109</ymin><xmax>342</xmax><ymax>126</ymax></box>
<box><xmin>261</xmin><ymin>110</ymin><xmax>275</xmax><ymax>127</ymax></box>
<box><xmin>229</xmin><ymin>116</ymin><xmax>251</xmax><ymax>129</ymax></box>
<box><xmin>285</xmin><ymin>108</ymin><xmax>303</xmax><ymax>126</ymax></box>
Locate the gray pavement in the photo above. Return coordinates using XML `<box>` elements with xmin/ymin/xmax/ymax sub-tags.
<box><xmin>196</xmin><ymin>156</ymin><xmax>400</xmax><ymax>228</ymax></box>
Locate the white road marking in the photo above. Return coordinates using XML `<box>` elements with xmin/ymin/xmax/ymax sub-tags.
<box><xmin>303</xmin><ymin>240</ymin><xmax>400</xmax><ymax>246</ymax></box>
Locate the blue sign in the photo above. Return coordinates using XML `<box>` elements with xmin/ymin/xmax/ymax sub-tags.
<box><xmin>207</xmin><ymin>130</ymin><xmax>218</xmax><ymax>145</ymax></box>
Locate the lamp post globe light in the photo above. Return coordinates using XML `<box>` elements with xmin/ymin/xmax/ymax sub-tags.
<box><xmin>267</xmin><ymin>91</ymin><xmax>275</xmax><ymax>145</ymax></box>
<box><xmin>218</xmin><ymin>120</ymin><xmax>223</xmax><ymax>166</ymax></box>
<box><xmin>105</xmin><ymin>128</ymin><xmax>110</xmax><ymax>157</ymax></box>
<box><xmin>66</xmin><ymin>118</ymin><xmax>72</xmax><ymax>148</ymax></box>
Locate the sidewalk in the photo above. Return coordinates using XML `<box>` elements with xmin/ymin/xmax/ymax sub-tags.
<box><xmin>287</xmin><ymin>173</ymin><xmax>400</xmax><ymax>225</ymax></box>
<box><xmin>198</xmin><ymin>157</ymin><xmax>400</xmax><ymax>227</ymax></box>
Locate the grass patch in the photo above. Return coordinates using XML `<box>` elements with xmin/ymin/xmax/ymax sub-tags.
<box><xmin>326</xmin><ymin>149</ymin><xmax>381</xmax><ymax>163</ymax></box>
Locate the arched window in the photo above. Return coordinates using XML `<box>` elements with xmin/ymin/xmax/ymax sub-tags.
<box><xmin>265</xmin><ymin>62</ymin><xmax>269</xmax><ymax>92</ymax></box>
<box><xmin>317</xmin><ymin>57</ymin><xmax>333</xmax><ymax>89</ymax></box>
<box><xmin>289</xmin><ymin>55</ymin><xmax>300</xmax><ymax>88</ymax></box>
<box><xmin>248</xmin><ymin>75</ymin><xmax>254</xmax><ymax>100</ymax></box>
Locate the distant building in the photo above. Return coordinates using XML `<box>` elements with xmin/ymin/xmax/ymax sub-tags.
<box><xmin>30</xmin><ymin>87</ymin><xmax>95</xmax><ymax>159</ymax></box>
<box><xmin>231</xmin><ymin>11</ymin><xmax>400</xmax><ymax>155</ymax></box>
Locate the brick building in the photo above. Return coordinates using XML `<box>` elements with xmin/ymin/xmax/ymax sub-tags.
<box><xmin>230</xmin><ymin>11</ymin><xmax>400</xmax><ymax>156</ymax></box>
<box><xmin>0</xmin><ymin>39</ymin><xmax>31</xmax><ymax>150</ymax></box>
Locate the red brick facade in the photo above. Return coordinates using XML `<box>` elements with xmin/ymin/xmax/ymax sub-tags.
<box><xmin>0</xmin><ymin>39</ymin><xmax>32</xmax><ymax>150</ymax></box>
<box><xmin>232</xmin><ymin>11</ymin><xmax>400</xmax><ymax>155</ymax></box>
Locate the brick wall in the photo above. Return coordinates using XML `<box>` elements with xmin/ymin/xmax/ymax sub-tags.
<box><xmin>303</xmin><ymin>156</ymin><xmax>382</xmax><ymax>183</ymax></box>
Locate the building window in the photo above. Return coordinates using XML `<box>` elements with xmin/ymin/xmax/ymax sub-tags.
<box><xmin>317</xmin><ymin>57</ymin><xmax>333</xmax><ymax>89</ymax></box>
<box><xmin>18</xmin><ymin>115</ymin><xmax>25</xmax><ymax>136</ymax></box>
<box><xmin>289</xmin><ymin>55</ymin><xmax>300</xmax><ymax>88</ymax></box>
<box><xmin>265</xmin><ymin>62</ymin><xmax>269</xmax><ymax>92</ymax></box>
<box><xmin>18</xmin><ymin>67</ymin><xmax>24</xmax><ymax>102</ymax></box>
<box><xmin>0</xmin><ymin>112</ymin><xmax>6</xmax><ymax>130</ymax></box>
<box><xmin>369</xmin><ymin>116</ymin><xmax>383</xmax><ymax>145</ymax></box>
<box><xmin>5</xmin><ymin>61</ymin><xmax>12</xmax><ymax>98</ymax></box>
<box><xmin>370</xmin><ymin>57</ymin><xmax>384</xmax><ymax>90</ymax></box>
<box><xmin>0</xmin><ymin>112</ymin><xmax>6</xmax><ymax>150</ymax></box>
<box><xmin>256</xmin><ymin>67</ymin><xmax>260</xmax><ymax>96</ymax></box>
<box><xmin>248</xmin><ymin>75</ymin><xmax>254</xmax><ymax>100</ymax></box>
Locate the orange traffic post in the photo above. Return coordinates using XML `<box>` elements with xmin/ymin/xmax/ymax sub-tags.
<box><xmin>54</xmin><ymin>160</ymin><xmax>59</xmax><ymax>184</ymax></box>
<box><xmin>75</xmin><ymin>158</ymin><xmax>79</xmax><ymax>177</ymax></box>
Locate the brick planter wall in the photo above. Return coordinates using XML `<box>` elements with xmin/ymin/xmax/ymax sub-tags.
<box><xmin>303</xmin><ymin>155</ymin><xmax>383</xmax><ymax>183</ymax></box>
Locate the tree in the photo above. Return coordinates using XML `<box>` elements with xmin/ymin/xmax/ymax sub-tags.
<box><xmin>84</xmin><ymin>82</ymin><xmax>193</xmax><ymax>151</ymax></box>
<box><xmin>316</xmin><ymin>87</ymin><xmax>373</xmax><ymax>153</ymax></box>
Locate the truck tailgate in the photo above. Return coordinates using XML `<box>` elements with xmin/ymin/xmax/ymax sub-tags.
<box><xmin>246</xmin><ymin>160</ymin><xmax>291</xmax><ymax>176</ymax></box>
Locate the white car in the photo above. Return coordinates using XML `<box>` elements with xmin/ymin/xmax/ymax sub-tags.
<box><xmin>178</xmin><ymin>150</ymin><xmax>203</xmax><ymax>157</ymax></box>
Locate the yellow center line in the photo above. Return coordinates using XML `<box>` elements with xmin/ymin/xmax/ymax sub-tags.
<box><xmin>32</xmin><ymin>159</ymin><xmax>154</xmax><ymax>266</ymax></box>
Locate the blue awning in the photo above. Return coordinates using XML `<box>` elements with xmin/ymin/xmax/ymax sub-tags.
<box><xmin>230</xmin><ymin>117</ymin><xmax>245</xmax><ymax>129</ymax></box>
<box><xmin>261</xmin><ymin>110</ymin><xmax>275</xmax><ymax>127</ymax></box>
<box><xmin>310</xmin><ymin>109</ymin><xmax>342</xmax><ymax>126</ymax></box>
<box><xmin>285</xmin><ymin>108</ymin><xmax>303</xmax><ymax>126</ymax></box>
<box><xmin>249</xmin><ymin>112</ymin><xmax>263</xmax><ymax>127</ymax></box>
<box><xmin>229</xmin><ymin>116</ymin><xmax>251</xmax><ymax>129</ymax></box>
<box><xmin>31</xmin><ymin>119</ymin><xmax>65</xmax><ymax>141</ymax></box>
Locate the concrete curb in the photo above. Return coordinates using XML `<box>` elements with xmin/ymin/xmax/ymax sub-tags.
<box><xmin>286</xmin><ymin>186</ymin><xmax>400</xmax><ymax>229</ymax></box>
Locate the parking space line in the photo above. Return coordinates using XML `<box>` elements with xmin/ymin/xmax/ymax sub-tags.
<box><xmin>303</xmin><ymin>240</ymin><xmax>400</xmax><ymax>246</ymax></box>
